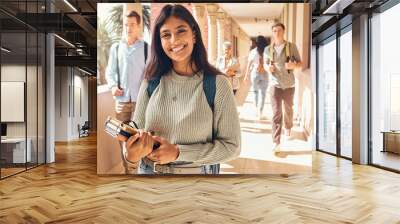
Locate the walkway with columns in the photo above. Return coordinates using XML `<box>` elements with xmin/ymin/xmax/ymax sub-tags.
<box><xmin>206</xmin><ymin>4</ymin><xmax>218</xmax><ymax>65</ymax></box>
<box><xmin>189</xmin><ymin>3</ymin><xmax>313</xmax><ymax>174</ymax></box>
<box><xmin>192</xmin><ymin>3</ymin><xmax>250</xmax><ymax>67</ymax></box>
<box><xmin>220</xmin><ymin>80</ymin><xmax>312</xmax><ymax>174</ymax></box>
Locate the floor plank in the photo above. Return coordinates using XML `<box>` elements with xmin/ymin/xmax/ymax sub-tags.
<box><xmin>1</xmin><ymin>134</ymin><xmax>400</xmax><ymax>223</ymax></box>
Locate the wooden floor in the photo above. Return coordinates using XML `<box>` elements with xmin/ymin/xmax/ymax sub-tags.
<box><xmin>372</xmin><ymin>150</ymin><xmax>400</xmax><ymax>171</ymax></box>
<box><xmin>0</xmin><ymin>135</ymin><xmax>400</xmax><ymax>223</ymax></box>
<box><xmin>1</xmin><ymin>163</ymin><xmax>45</xmax><ymax>178</ymax></box>
<box><xmin>0</xmin><ymin>167</ymin><xmax>26</xmax><ymax>177</ymax></box>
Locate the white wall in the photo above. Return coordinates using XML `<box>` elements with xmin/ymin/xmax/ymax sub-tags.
<box><xmin>54</xmin><ymin>67</ymin><xmax>89</xmax><ymax>141</ymax></box>
<box><xmin>1</xmin><ymin>65</ymin><xmax>26</xmax><ymax>148</ymax></box>
<box><xmin>1</xmin><ymin>65</ymin><xmax>30</xmax><ymax>138</ymax></box>
<box><xmin>72</xmin><ymin>72</ymin><xmax>89</xmax><ymax>138</ymax></box>
<box><xmin>281</xmin><ymin>3</ymin><xmax>313</xmax><ymax>141</ymax></box>
<box><xmin>55</xmin><ymin>66</ymin><xmax>68</xmax><ymax>141</ymax></box>
<box><xmin>1</xmin><ymin>63</ymin><xmax>46</xmax><ymax>163</ymax></box>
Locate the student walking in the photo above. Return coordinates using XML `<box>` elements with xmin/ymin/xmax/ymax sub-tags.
<box><xmin>105</xmin><ymin>10</ymin><xmax>149</xmax><ymax>173</ymax></box>
<box><xmin>244</xmin><ymin>35</ymin><xmax>269</xmax><ymax>120</ymax></box>
<box><xmin>264</xmin><ymin>23</ymin><xmax>302</xmax><ymax>152</ymax></box>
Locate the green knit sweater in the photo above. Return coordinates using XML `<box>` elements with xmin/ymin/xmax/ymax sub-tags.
<box><xmin>133</xmin><ymin>69</ymin><xmax>241</xmax><ymax>167</ymax></box>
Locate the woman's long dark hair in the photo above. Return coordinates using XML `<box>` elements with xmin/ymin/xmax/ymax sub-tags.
<box><xmin>250</xmin><ymin>37</ymin><xmax>257</xmax><ymax>51</ymax></box>
<box><xmin>144</xmin><ymin>4</ymin><xmax>221</xmax><ymax>80</ymax></box>
<box><xmin>255</xmin><ymin>35</ymin><xmax>268</xmax><ymax>56</ymax></box>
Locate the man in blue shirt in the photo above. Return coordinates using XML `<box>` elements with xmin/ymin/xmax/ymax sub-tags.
<box><xmin>105</xmin><ymin>10</ymin><xmax>148</xmax><ymax>174</ymax></box>
<box><xmin>106</xmin><ymin>10</ymin><xmax>148</xmax><ymax>124</ymax></box>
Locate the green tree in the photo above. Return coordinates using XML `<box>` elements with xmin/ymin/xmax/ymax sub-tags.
<box><xmin>97</xmin><ymin>20</ymin><xmax>113</xmax><ymax>85</ymax></box>
<box><xmin>105</xmin><ymin>4</ymin><xmax>151</xmax><ymax>43</ymax></box>
<box><xmin>105</xmin><ymin>5</ymin><xmax>123</xmax><ymax>43</ymax></box>
<box><xmin>142</xmin><ymin>5</ymin><xmax>150</xmax><ymax>31</ymax></box>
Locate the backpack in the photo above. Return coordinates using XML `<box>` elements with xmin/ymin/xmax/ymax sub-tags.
<box><xmin>268</xmin><ymin>42</ymin><xmax>296</xmax><ymax>74</ymax></box>
<box><xmin>116</xmin><ymin>42</ymin><xmax>148</xmax><ymax>89</ymax></box>
<box><xmin>269</xmin><ymin>41</ymin><xmax>292</xmax><ymax>63</ymax></box>
<box><xmin>146</xmin><ymin>72</ymin><xmax>220</xmax><ymax>174</ymax></box>
<box><xmin>256</xmin><ymin>52</ymin><xmax>266</xmax><ymax>74</ymax></box>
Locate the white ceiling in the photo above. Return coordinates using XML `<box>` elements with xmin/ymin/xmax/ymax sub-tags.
<box><xmin>217</xmin><ymin>3</ymin><xmax>284</xmax><ymax>37</ymax></box>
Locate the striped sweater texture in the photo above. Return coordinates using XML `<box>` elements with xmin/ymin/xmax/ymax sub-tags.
<box><xmin>133</xmin><ymin>69</ymin><xmax>241</xmax><ymax>167</ymax></box>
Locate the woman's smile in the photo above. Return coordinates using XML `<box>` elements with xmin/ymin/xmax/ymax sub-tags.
<box><xmin>170</xmin><ymin>44</ymin><xmax>187</xmax><ymax>53</ymax></box>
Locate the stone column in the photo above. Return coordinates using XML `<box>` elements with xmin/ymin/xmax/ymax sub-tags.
<box><xmin>207</xmin><ymin>4</ymin><xmax>218</xmax><ymax>64</ymax></box>
<box><xmin>287</xmin><ymin>4</ymin><xmax>296</xmax><ymax>43</ymax></box>
<box><xmin>217</xmin><ymin>12</ymin><xmax>226</xmax><ymax>60</ymax></box>
<box><xmin>192</xmin><ymin>4</ymin><xmax>207</xmax><ymax>47</ymax></box>
<box><xmin>224</xmin><ymin>16</ymin><xmax>233</xmax><ymax>43</ymax></box>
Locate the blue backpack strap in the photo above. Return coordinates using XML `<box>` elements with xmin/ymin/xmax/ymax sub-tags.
<box><xmin>147</xmin><ymin>76</ymin><xmax>161</xmax><ymax>97</ymax></box>
<box><xmin>203</xmin><ymin>72</ymin><xmax>220</xmax><ymax>175</ymax></box>
<box><xmin>202</xmin><ymin>72</ymin><xmax>216</xmax><ymax>113</ymax></box>
<box><xmin>202</xmin><ymin>73</ymin><xmax>216</xmax><ymax>142</ymax></box>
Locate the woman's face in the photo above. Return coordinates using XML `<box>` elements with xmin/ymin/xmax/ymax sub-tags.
<box><xmin>159</xmin><ymin>16</ymin><xmax>196</xmax><ymax>65</ymax></box>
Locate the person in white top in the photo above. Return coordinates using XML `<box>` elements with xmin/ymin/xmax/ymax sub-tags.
<box><xmin>244</xmin><ymin>35</ymin><xmax>269</xmax><ymax>120</ymax></box>
<box><xmin>215</xmin><ymin>41</ymin><xmax>241</xmax><ymax>95</ymax></box>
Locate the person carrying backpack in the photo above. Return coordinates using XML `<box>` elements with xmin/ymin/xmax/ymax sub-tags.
<box><xmin>244</xmin><ymin>35</ymin><xmax>269</xmax><ymax>120</ymax></box>
<box><xmin>264</xmin><ymin>22</ymin><xmax>302</xmax><ymax>152</ymax></box>
<box><xmin>106</xmin><ymin>10</ymin><xmax>149</xmax><ymax>124</ymax></box>
<box><xmin>122</xmin><ymin>4</ymin><xmax>241</xmax><ymax>174</ymax></box>
<box><xmin>105</xmin><ymin>10</ymin><xmax>149</xmax><ymax>174</ymax></box>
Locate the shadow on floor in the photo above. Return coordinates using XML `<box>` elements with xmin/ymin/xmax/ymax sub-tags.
<box><xmin>274</xmin><ymin>151</ymin><xmax>312</xmax><ymax>158</ymax></box>
<box><xmin>241</xmin><ymin>126</ymin><xmax>272</xmax><ymax>134</ymax></box>
<box><xmin>240</xmin><ymin>117</ymin><xmax>271</xmax><ymax>125</ymax></box>
<box><xmin>283</xmin><ymin>129</ymin><xmax>307</xmax><ymax>141</ymax></box>
<box><xmin>221</xmin><ymin>157</ymin><xmax>311</xmax><ymax>174</ymax></box>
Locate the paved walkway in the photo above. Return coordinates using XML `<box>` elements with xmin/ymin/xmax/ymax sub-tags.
<box><xmin>221</xmin><ymin>81</ymin><xmax>312</xmax><ymax>174</ymax></box>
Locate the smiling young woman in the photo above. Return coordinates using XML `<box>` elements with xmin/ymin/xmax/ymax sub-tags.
<box><xmin>123</xmin><ymin>4</ymin><xmax>241</xmax><ymax>175</ymax></box>
<box><xmin>159</xmin><ymin>16</ymin><xmax>196</xmax><ymax>75</ymax></box>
